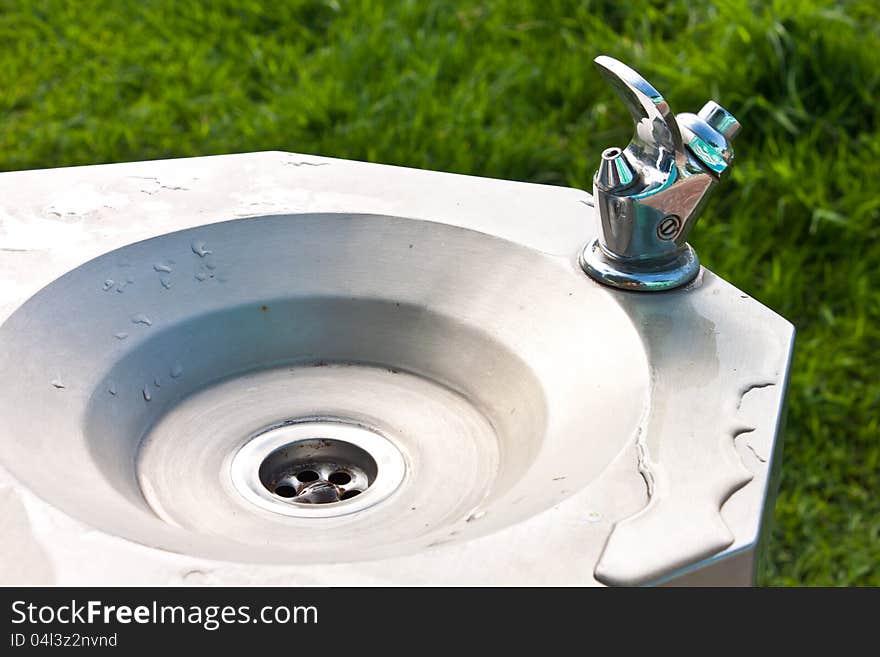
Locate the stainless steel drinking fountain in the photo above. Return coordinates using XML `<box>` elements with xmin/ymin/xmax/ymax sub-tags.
<box><xmin>0</xmin><ymin>57</ymin><xmax>793</xmax><ymax>586</ymax></box>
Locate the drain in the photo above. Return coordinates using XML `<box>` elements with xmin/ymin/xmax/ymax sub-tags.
<box><xmin>230</xmin><ymin>419</ymin><xmax>406</xmax><ymax>518</ymax></box>
<box><xmin>259</xmin><ymin>437</ymin><xmax>376</xmax><ymax>504</ymax></box>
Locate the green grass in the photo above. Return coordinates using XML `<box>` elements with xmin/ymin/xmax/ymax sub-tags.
<box><xmin>1</xmin><ymin>0</ymin><xmax>878</xmax><ymax>585</ymax></box>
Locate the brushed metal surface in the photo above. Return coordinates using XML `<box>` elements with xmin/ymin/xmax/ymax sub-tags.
<box><xmin>0</xmin><ymin>151</ymin><xmax>794</xmax><ymax>585</ymax></box>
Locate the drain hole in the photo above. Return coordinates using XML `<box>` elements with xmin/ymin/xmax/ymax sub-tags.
<box><xmin>257</xmin><ymin>437</ymin><xmax>379</xmax><ymax>506</ymax></box>
<box><xmin>328</xmin><ymin>471</ymin><xmax>352</xmax><ymax>485</ymax></box>
<box><xmin>296</xmin><ymin>470</ymin><xmax>320</xmax><ymax>483</ymax></box>
<box><xmin>274</xmin><ymin>484</ymin><xmax>297</xmax><ymax>498</ymax></box>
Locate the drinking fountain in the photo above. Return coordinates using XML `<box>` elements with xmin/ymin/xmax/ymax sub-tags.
<box><xmin>0</xmin><ymin>57</ymin><xmax>793</xmax><ymax>586</ymax></box>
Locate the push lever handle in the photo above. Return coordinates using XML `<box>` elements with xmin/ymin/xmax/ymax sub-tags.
<box><xmin>593</xmin><ymin>55</ymin><xmax>685</xmax><ymax>172</ymax></box>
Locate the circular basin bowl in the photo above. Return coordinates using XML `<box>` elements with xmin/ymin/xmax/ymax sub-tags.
<box><xmin>0</xmin><ymin>214</ymin><xmax>649</xmax><ymax>563</ymax></box>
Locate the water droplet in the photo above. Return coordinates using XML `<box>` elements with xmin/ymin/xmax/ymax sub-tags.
<box><xmin>466</xmin><ymin>511</ymin><xmax>486</xmax><ymax>522</ymax></box>
<box><xmin>131</xmin><ymin>313</ymin><xmax>152</xmax><ymax>326</ymax></box>
<box><xmin>153</xmin><ymin>262</ymin><xmax>173</xmax><ymax>273</ymax></box>
<box><xmin>195</xmin><ymin>272</ymin><xmax>207</xmax><ymax>282</ymax></box>
<box><xmin>170</xmin><ymin>363</ymin><xmax>184</xmax><ymax>378</ymax></box>
<box><xmin>114</xmin><ymin>277</ymin><xmax>134</xmax><ymax>294</ymax></box>
<box><xmin>51</xmin><ymin>378</ymin><xmax>65</xmax><ymax>389</ymax></box>
<box><xmin>205</xmin><ymin>260</ymin><xmax>217</xmax><ymax>270</ymax></box>
<box><xmin>102</xmin><ymin>279</ymin><xmax>115</xmax><ymax>291</ymax></box>
<box><xmin>586</xmin><ymin>511</ymin><xmax>602</xmax><ymax>523</ymax></box>
<box><xmin>191</xmin><ymin>240</ymin><xmax>212</xmax><ymax>257</ymax></box>
<box><xmin>160</xmin><ymin>277</ymin><xmax>172</xmax><ymax>289</ymax></box>
<box><xmin>114</xmin><ymin>332</ymin><xmax>129</xmax><ymax>340</ymax></box>
<box><xmin>108</xmin><ymin>382</ymin><xmax>117</xmax><ymax>395</ymax></box>
<box><xmin>154</xmin><ymin>377</ymin><xmax>161</xmax><ymax>388</ymax></box>
<box><xmin>142</xmin><ymin>387</ymin><xmax>152</xmax><ymax>402</ymax></box>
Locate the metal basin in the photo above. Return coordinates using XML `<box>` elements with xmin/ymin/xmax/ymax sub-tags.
<box><xmin>0</xmin><ymin>213</ymin><xmax>649</xmax><ymax>564</ymax></box>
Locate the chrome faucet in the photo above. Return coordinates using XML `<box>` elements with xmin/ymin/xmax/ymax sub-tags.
<box><xmin>580</xmin><ymin>56</ymin><xmax>740</xmax><ymax>291</ymax></box>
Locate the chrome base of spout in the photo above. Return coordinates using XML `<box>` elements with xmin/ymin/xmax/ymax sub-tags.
<box><xmin>579</xmin><ymin>238</ymin><xmax>700</xmax><ymax>292</ymax></box>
